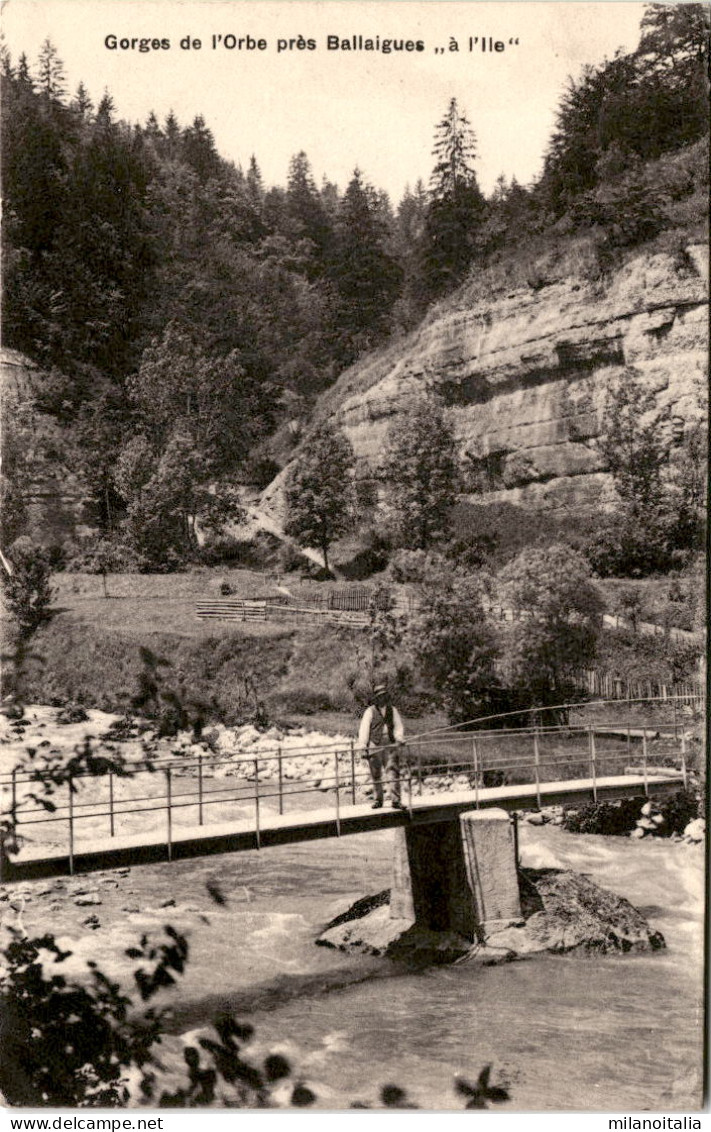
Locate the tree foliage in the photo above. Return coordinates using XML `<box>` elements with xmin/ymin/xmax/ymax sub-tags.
<box><xmin>495</xmin><ymin>545</ymin><xmax>604</xmax><ymax>702</ymax></box>
<box><xmin>382</xmin><ymin>394</ymin><xmax>459</xmax><ymax>550</ymax></box>
<box><xmin>1</xmin><ymin>538</ymin><xmax>54</xmax><ymax>639</ymax></box>
<box><xmin>284</xmin><ymin>424</ymin><xmax>355</xmax><ymax>573</ymax></box>
<box><xmin>587</xmin><ymin>375</ymin><xmax>706</xmax><ymax>577</ymax></box>
<box><xmin>405</xmin><ymin>555</ymin><xmax>500</xmax><ymax>724</ymax></box>
<box><xmin>541</xmin><ymin>3</ymin><xmax>709</xmax><ymax>216</ymax></box>
<box><xmin>421</xmin><ymin>99</ymin><xmax>486</xmax><ymax>298</ymax></box>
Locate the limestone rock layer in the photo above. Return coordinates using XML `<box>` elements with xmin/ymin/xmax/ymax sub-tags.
<box><xmin>313</xmin><ymin>246</ymin><xmax>709</xmax><ymax>514</ymax></box>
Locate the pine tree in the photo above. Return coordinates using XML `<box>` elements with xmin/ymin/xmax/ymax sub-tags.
<box><xmin>181</xmin><ymin>114</ymin><xmax>221</xmax><ymax>181</ymax></box>
<box><xmin>331</xmin><ymin>168</ymin><xmax>402</xmax><ymax>363</ymax></box>
<box><xmin>16</xmin><ymin>53</ymin><xmax>32</xmax><ymax>88</ymax></box>
<box><xmin>0</xmin><ymin>34</ymin><xmax>13</xmax><ymax>79</ymax></box>
<box><xmin>95</xmin><ymin>91</ymin><xmax>115</xmax><ymax>129</ymax></box>
<box><xmin>72</xmin><ymin>81</ymin><xmax>93</xmax><ymax>121</ymax></box>
<box><xmin>421</xmin><ymin>99</ymin><xmax>485</xmax><ymax>298</ymax></box>
<box><xmin>36</xmin><ymin>38</ymin><xmax>65</xmax><ymax>101</ymax></box>
<box><xmin>285</xmin><ymin>151</ymin><xmax>332</xmax><ymax>274</ymax></box>
<box><xmin>245</xmin><ymin>155</ymin><xmax>264</xmax><ymax>210</ymax></box>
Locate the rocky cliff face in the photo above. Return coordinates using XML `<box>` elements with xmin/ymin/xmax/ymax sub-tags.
<box><xmin>1</xmin><ymin>348</ymin><xmax>87</xmax><ymax>543</ymax></box>
<box><xmin>264</xmin><ymin>245</ymin><xmax>708</xmax><ymax>520</ymax></box>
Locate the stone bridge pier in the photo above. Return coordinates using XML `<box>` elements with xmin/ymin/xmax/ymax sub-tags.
<box><xmin>390</xmin><ymin>809</ymin><xmax>522</xmax><ymax>940</ymax></box>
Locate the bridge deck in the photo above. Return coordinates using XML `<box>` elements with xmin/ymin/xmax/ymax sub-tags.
<box><xmin>1</xmin><ymin>772</ymin><xmax>682</xmax><ymax>882</ymax></box>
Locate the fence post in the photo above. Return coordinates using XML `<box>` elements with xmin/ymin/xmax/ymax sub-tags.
<box><xmin>109</xmin><ymin>772</ymin><xmax>115</xmax><ymax>838</ymax></box>
<box><xmin>473</xmin><ymin>737</ymin><xmax>479</xmax><ymax>808</ymax></box>
<box><xmin>166</xmin><ymin>768</ymin><xmax>172</xmax><ymax>861</ymax></box>
<box><xmin>350</xmin><ymin>740</ymin><xmax>356</xmax><ymax>806</ymax></box>
<box><xmin>672</xmin><ymin>697</ymin><xmax>678</xmax><ymax>742</ymax></box>
<box><xmin>407</xmin><ymin>746</ymin><xmax>413</xmax><ymax>815</ymax></box>
<box><xmin>68</xmin><ymin>777</ymin><xmax>75</xmax><ymax>876</ymax></box>
<box><xmin>278</xmin><ymin>747</ymin><xmax>283</xmax><ymax>816</ymax></box>
<box><xmin>512</xmin><ymin>812</ymin><xmax>519</xmax><ymax>870</ymax></box>
<box><xmin>417</xmin><ymin>747</ymin><xmax>423</xmax><ymax>796</ymax></box>
<box><xmin>198</xmin><ymin>752</ymin><xmax>204</xmax><ymax>826</ymax></box>
<box><xmin>680</xmin><ymin>730</ymin><xmax>688</xmax><ymax>790</ymax></box>
<box><xmin>334</xmin><ymin>751</ymin><xmax>341</xmax><ymax>836</ymax></box>
<box><xmin>588</xmin><ymin>727</ymin><xmax>597</xmax><ymax>803</ymax></box>
<box><xmin>641</xmin><ymin>729</ymin><xmax>649</xmax><ymax>796</ymax></box>
<box><xmin>11</xmin><ymin>768</ymin><xmax>17</xmax><ymax>831</ymax></box>
<box><xmin>254</xmin><ymin>759</ymin><xmax>261</xmax><ymax>849</ymax></box>
<box><xmin>533</xmin><ymin>732</ymin><xmax>541</xmax><ymax>809</ymax></box>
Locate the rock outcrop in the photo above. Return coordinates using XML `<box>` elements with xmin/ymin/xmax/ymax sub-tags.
<box><xmin>263</xmin><ymin>246</ymin><xmax>708</xmax><ymax>518</ymax></box>
<box><xmin>316</xmin><ymin>867</ymin><xmax>666</xmax><ymax>966</ymax></box>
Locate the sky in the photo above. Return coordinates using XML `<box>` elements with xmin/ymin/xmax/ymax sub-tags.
<box><xmin>1</xmin><ymin>0</ymin><xmax>648</xmax><ymax>201</ymax></box>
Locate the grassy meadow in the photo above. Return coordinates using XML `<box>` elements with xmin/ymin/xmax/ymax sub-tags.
<box><xmin>10</xmin><ymin>570</ymin><xmax>390</xmax><ymax>733</ymax></box>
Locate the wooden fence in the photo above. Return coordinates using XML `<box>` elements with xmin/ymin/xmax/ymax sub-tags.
<box><xmin>570</xmin><ymin>668</ymin><xmax>704</xmax><ymax>708</ymax></box>
<box><xmin>197</xmin><ymin>599</ymin><xmax>370</xmax><ymax>627</ymax></box>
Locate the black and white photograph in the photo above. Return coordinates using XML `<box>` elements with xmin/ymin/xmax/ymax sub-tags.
<box><xmin>0</xmin><ymin>0</ymin><xmax>707</xmax><ymax>1117</ymax></box>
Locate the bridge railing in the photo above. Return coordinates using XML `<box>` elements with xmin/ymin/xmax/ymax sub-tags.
<box><xmin>0</xmin><ymin>722</ymin><xmax>691</xmax><ymax>869</ymax></box>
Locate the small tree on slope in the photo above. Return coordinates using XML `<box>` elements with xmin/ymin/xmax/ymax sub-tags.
<box><xmin>283</xmin><ymin>423</ymin><xmax>355</xmax><ymax>574</ymax></box>
<box><xmin>381</xmin><ymin>394</ymin><xmax>459</xmax><ymax>551</ymax></box>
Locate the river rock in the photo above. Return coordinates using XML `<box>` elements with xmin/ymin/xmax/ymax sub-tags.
<box><xmin>316</xmin><ymin>868</ymin><xmax>665</xmax><ymax>964</ymax></box>
<box><xmin>682</xmin><ymin>818</ymin><xmax>705</xmax><ymax>843</ymax></box>
<box><xmin>485</xmin><ymin>868</ymin><xmax>665</xmax><ymax>956</ymax></box>
<box><xmin>74</xmin><ymin>893</ymin><xmax>102</xmax><ymax>907</ymax></box>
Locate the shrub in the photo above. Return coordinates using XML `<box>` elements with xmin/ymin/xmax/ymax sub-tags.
<box><xmin>657</xmin><ymin>789</ymin><xmax>699</xmax><ymax>835</ymax></box>
<box><xmin>388</xmin><ymin>548</ymin><xmax>434</xmax><ymax>584</ymax></box>
<box><xmin>339</xmin><ymin>529</ymin><xmax>391</xmax><ymax>580</ymax></box>
<box><xmin>67</xmin><ymin>537</ymin><xmax>148</xmax><ymax>574</ymax></box>
<box><xmin>586</xmin><ymin>512</ymin><xmax>676</xmax><ymax>577</ymax></box>
<box><xmin>2</xmin><ymin>538</ymin><xmax>54</xmax><ymax>639</ymax></box>
<box><xmin>278</xmin><ymin>542</ymin><xmax>307</xmax><ymax>573</ymax></box>
<box><xmin>271</xmin><ymin>687</ymin><xmax>337</xmax><ymax>715</ymax></box>
<box><xmin>564</xmin><ymin>797</ymin><xmax>645</xmax><ymax>835</ymax></box>
<box><xmin>244</xmin><ymin>455</ymin><xmax>281</xmax><ymax>490</ymax></box>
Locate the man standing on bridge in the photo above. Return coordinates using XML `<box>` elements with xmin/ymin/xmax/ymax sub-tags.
<box><xmin>357</xmin><ymin>683</ymin><xmax>405</xmax><ymax>809</ymax></box>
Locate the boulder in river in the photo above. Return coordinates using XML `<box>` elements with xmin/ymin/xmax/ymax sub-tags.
<box><xmin>316</xmin><ymin>868</ymin><xmax>665</xmax><ymax>965</ymax></box>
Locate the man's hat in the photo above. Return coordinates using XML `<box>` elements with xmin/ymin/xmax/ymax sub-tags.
<box><xmin>373</xmin><ymin>683</ymin><xmax>388</xmax><ymax>696</ymax></box>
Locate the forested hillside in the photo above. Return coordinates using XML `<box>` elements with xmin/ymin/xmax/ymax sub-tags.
<box><xmin>1</xmin><ymin>4</ymin><xmax>708</xmax><ymax>570</ymax></box>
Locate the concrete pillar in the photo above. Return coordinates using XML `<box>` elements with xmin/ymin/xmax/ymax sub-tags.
<box><xmin>390</xmin><ymin>808</ymin><xmax>521</xmax><ymax>940</ymax></box>
<box><xmin>459</xmin><ymin>808</ymin><xmax>522</xmax><ymax>930</ymax></box>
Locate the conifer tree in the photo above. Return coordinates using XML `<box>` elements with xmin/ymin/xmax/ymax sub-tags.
<box><xmin>36</xmin><ymin>38</ymin><xmax>65</xmax><ymax>101</ymax></box>
<box><xmin>331</xmin><ymin>168</ymin><xmax>402</xmax><ymax>363</ymax></box>
<box><xmin>420</xmin><ymin>99</ymin><xmax>485</xmax><ymax>299</ymax></box>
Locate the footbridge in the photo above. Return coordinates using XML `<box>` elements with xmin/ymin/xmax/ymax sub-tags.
<box><xmin>1</xmin><ymin>722</ymin><xmax>689</xmax><ymax>883</ymax></box>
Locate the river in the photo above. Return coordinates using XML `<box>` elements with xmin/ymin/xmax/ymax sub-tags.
<box><xmin>153</xmin><ymin>822</ymin><xmax>705</xmax><ymax>1111</ymax></box>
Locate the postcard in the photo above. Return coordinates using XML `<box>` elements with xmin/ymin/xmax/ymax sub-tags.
<box><xmin>0</xmin><ymin>0</ymin><xmax>707</xmax><ymax>1120</ymax></box>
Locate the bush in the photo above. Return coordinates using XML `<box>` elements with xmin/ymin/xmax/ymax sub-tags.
<box><xmin>388</xmin><ymin>548</ymin><xmax>434</xmax><ymax>584</ymax></box>
<box><xmin>278</xmin><ymin>542</ymin><xmax>307</xmax><ymax>574</ymax></box>
<box><xmin>564</xmin><ymin>797</ymin><xmax>645</xmax><ymax>835</ymax></box>
<box><xmin>339</xmin><ymin>529</ymin><xmax>391</xmax><ymax>580</ymax></box>
<box><xmin>657</xmin><ymin>789</ymin><xmax>699</xmax><ymax>835</ymax></box>
<box><xmin>199</xmin><ymin>532</ymin><xmax>283</xmax><ymax>569</ymax></box>
<box><xmin>586</xmin><ymin>513</ymin><xmax>676</xmax><ymax>577</ymax></box>
<box><xmin>244</xmin><ymin>455</ymin><xmax>281</xmax><ymax>490</ymax></box>
<box><xmin>270</xmin><ymin>687</ymin><xmax>337</xmax><ymax>715</ymax></box>
<box><xmin>2</xmin><ymin>538</ymin><xmax>54</xmax><ymax>639</ymax></box>
<box><xmin>67</xmin><ymin>537</ymin><xmax>148</xmax><ymax>574</ymax></box>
